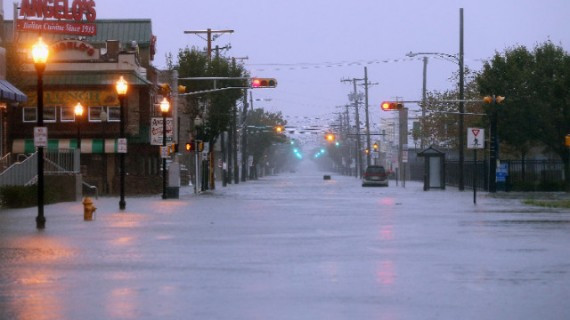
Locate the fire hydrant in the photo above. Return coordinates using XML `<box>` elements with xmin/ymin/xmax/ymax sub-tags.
<box><xmin>82</xmin><ymin>197</ymin><xmax>96</xmax><ymax>221</ymax></box>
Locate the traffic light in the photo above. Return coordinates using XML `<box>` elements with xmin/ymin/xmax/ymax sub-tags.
<box><xmin>381</xmin><ymin>101</ymin><xmax>404</xmax><ymax>111</ymax></box>
<box><xmin>373</xmin><ymin>142</ymin><xmax>379</xmax><ymax>151</ymax></box>
<box><xmin>565</xmin><ymin>135</ymin><xmax>570</xmax><ymax>147</ymax></box>
<box><xmin>197</xmin><ymin>140</ymin><xmax>204</xmax><ymax>152</ymax></box>
<box><xmin>275</xmin><ymin>125</ymin><xmax>284</xmax><ymax>133</ymax></box>
<box><xmin>185</xmin><ymin>141</ymin><xmax>194</xmax><ymax>152</ymax></box>
<box><xmin>325</xmin><ymin>133</ymin><xmax>335</xmax><ymax>142</ymax></box>
<box><xmin>251</xmin><ymin>78</ymin><xmax>277</xmax><ymax>88</ymax></box>
<box><xmin>178</xmin><ymin>85</ymin><xmax>186</xmax><ymax>94</ymax></box>
<box><xmin>483</xmin><ymin>95</ymin><xmax>506</xmax><ymax>104</ymax></box>
<box><xmin>158</xmin><ymin>83</ymin><xmax>171</xmax><ymax>96</ymax></box>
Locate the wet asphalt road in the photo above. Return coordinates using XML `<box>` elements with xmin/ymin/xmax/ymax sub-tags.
<box><xmin>1</xmin><ymin>165</ymin><xmax>570</xmax><ymax>320</ymax></box>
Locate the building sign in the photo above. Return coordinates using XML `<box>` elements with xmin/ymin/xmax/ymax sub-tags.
<box><xmin>24</xmin><ymin>90</ymin><xmax>119</xmax><ymax>107</ymax></box>
<box><xmin>150</xmin><ymin>117</ymin><xmax>174</xmax><ymax>146</ymax></box>
<box><xmin>17</xmin><ymin>0</ymin><xmax>97</xmax><ymax>36</ymax></box>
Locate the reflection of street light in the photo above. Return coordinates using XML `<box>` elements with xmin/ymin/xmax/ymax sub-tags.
<box><xmin>32</xmin><ymin>37</ymin><xmax>49</xmax><ymax>229</ymax></box>
<box><xmin>407</xmin><ymin>49</ymin><xmax>465</xmax><ymax>191</ymax></box>
<box><xmin>160</xmin><ymin>97</ymin><xmax>170</xmax><ymax>199</ymax></box>
<box><xmin>115</xmin><ymin>76</ymin><xmax>128</xmax><ymax>210</ymax></box>
<box><xmin>74</xmin><ymin>103</ymin><xmax>84</xmax><ymax>150</ymax></box>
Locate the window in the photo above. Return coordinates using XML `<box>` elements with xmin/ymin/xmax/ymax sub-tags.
<box><xmin>107</xmin><ymin>106</ymin><xmax>120</xmax><ymax>122</ymax></box>
<box><xmin>61</xmin><ymin>106</ymin><xmax>75</xmax><ymax>122</ymax></box>
<box><xmin>43</xmin><ymin>106</ymin><xmax>57</xmax><ymax>122</ymax></box>
<box><xmin>89</xmin><ymin>106</ymin><xmax>104</xmax><ymax>122</ymax></box>
<box><xmin>23</xmin><ymin>107</ymin><xmax>37</xmax><ymax>123</ymax></box>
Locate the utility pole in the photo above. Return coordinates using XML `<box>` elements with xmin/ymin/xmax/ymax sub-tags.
<box><xmin>364</xmin><ymin>67</ymin><xmax>372</xmax><ymax>168</ymax></box>
<box><xmin>241</xmin><ymin>89</ymin><xmax>249</xmax><ymax>182</ymax></box>
<box><xmin>458</xmin><ymin>8</ymin><xmax>465</xmax><ymax>191</ymax></box>
<box><xmin>421</xmin><ymin>56</ymin><xmax>428</xmax><ymax>150</ymax></box>
<box><xmin>184</xmin><ymin>28</ymin><xmax>234</xmax><ymax>60</ymax></box>
<box><xmin>342</xmin><ymin>78</ymin><xmax>364</xmax><ymax>178</ymax></box>
<box><xmin>345</xmin><ymin>105</ymin><xmax>355</xmax><ymax>177</ymax></box>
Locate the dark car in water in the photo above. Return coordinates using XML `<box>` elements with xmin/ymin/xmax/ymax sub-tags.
<box><xmin>362</xmin><ymin>165</ymin><xmax>389</xmax><ymax>187</ymax></box>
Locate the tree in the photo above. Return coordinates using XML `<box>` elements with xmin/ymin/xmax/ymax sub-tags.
<box><xmin>173</xmin><ymin>47</ymin><xmax>248</xmax><ymax>188</ymax></box>
<box><xmin>476</xmin><ymin>42</ymin><xmax>570</xmax><ymax>189</ymax></box>
<box><xmin>174</xmin><ymin>47</ymin><xmax>248</xmax><ymax>142</ymax></box>
<box><xmin>245</xmin><ymin>108</ymin><xmax>287</xmax><ymax>174</ymax></box>
<box><xmin>421</xmin><ymin>67</ymin><xmax>483</xmax><ymax>151</ymax></box>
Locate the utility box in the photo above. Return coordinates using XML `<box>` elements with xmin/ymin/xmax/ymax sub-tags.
<box><xmin>166</xmin><ymin>159</ymin><xmax>181</xmax><ymax>199</ymax></box>
<box><xmin>417</xmin><ymin>146</ymin><xmax>446</xmax><ymax>191</ymax></box>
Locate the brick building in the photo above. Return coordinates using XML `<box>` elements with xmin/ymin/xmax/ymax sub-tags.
<box><xmin>2</xmin><ymin>18</ymin><xmax>168</xmax><ymax>195</ymax></box>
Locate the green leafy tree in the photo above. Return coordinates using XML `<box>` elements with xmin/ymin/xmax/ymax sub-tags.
<box><xmin>421</xmin><ymin>67</ymin><xmax>483</xmax><ymax>151</ymax></box>
<box><xmin>174</xmin><ymin>47</ymin><xmax>248</xmax><ymax>142</ymax></box>
<box><xmin>246</xmin><ymin>108</ymin><xmax>287</xmax><ymax>170</ymax></box>
<box><xmin>477</xmin><ymin>42</ymin><xmax>570</xmax><ymax>188</ymax></box>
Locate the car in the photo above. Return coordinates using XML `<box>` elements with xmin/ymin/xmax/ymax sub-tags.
<box><xmin>362</xmin><ymin>165</ymin><xmax>389</xmax><ymax>187</ymax></box>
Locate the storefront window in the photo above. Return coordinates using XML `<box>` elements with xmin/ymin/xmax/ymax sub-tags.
<box><xmin>107</xmin><ymin>106</ymin><xmax>120</xmax><ymax>122</ymax></box>
<box><xmin>22</xmin><ymin>106</ymin><xmax>57</xmax><ymax>122</ymax></box>
<box><xmin>61</xmin><ymin>106</ymin><xmax>75</xmax><ymax>122</ymax></box>
<box><xmin>44</xmin><ymin>107</ymin><xmax>57</xmax><ymax>122</ymax></box>
<box><xmin>89</xmin><ymin>106</ymin><xmax>103</xmax><ymax>122</ymax></box>
<box><xmin>23</xmin><ymin>107</ymin><xmax>37</xmax><ymax>122</ymax></box>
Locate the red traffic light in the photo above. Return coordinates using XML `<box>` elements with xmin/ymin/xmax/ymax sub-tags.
<box><xmin>251</xmin><ymin>78</ymin><xmax>277</xmax><ymax>88</ymax></box>
<box><xmin>381</xmin><ymin>101</ymin><xmax>403</xmax><ymax>111</ymax></box>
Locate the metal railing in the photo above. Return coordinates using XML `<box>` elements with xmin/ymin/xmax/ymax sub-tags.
<box><xmin>0</xmin><ymin>153</ymin><xmax>37</xmax><ymax>187</ymax></box>
<box><xmin>0</xmin><ymin>153</ymin><xmax>11</xmax><ymax>173</ymax></box>
<box><xmin>0</xmin><ymin>149</ymin><xmax>80</xmax><ymax>187</ymax></box>
<box><xmin>45</xmin><ymin>149</ymin><xmax>80</xmax><ymax>174</ymax></box>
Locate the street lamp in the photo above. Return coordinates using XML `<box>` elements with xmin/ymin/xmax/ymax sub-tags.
<box><xmin>32</xmin><ymin>37</ymin><xmax>49</xmax><ymax>229</ymax></box>
<box><xmin>74</xmin><ymin>103</ymin><xmax>84</xmax><ymax>150</ymax></box>
<box><xmin>160</xmin><ymin>97</ymin><xmax>170</xmax><ymax>199</ymax></box>
<box><xmin>407</xmin><ymin>50</ymin><xmax>465</xmax><ymax>191</ymax></box>
<box><xmin>115</xmin><ymin>76</ymin><xmax>128</xmax><ymax>210</ymax></box>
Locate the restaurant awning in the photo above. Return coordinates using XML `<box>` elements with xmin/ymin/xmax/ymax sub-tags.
<box><xmin>0</xmin><ymin>80</ymin><xmax>27</xmax><ymax>103</ymax></box>
<box><xmin>13</xmin><ymin>139</ymin><xmax>125</xmax><ymax>154</ymax></box>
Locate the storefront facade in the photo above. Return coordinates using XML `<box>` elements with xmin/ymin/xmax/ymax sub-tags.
<box><xmin>2</xmin><ymin>15</ymin><xmax>165</xmax><ymax>195</ymax></box>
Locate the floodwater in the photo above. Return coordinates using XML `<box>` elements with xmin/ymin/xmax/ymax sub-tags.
<box><xmin>1</xmin><ymin>161</ymin><xmax>569</xmax><ymax>320</ymax></box>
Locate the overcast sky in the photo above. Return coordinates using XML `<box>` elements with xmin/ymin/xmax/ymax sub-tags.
<box><xmin>6</xmin><ymin>0</ymin><xmax>570</xmax><ymax>125</ymax></box>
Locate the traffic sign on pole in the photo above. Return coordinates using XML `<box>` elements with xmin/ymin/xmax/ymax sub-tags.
<box><xmin>467</xmin><ymin>128</ymin><xmax>484</xmax><ymax>149</ymax></box>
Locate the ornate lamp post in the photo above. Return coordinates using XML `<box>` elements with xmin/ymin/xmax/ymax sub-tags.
<box><xmin>115</xmin><ymin>76</ymin><xmax>128</xmax><ymax>210</ymax></box>
<box><xmin>160</xmin><ymin>97</ymin><xmax>170</xmax><ymax>199</ymax></box>
<box><xmin>74</xmin><ymin>103</ymin><xmax>84</xmax><ymax>150</ymax></box>
<box><xmin>32</xmin><ymin>37</ymin><xmax>49</xmax><ymax>229</ymax></box>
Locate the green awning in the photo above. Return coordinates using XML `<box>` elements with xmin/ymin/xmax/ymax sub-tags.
<box><xmin>13</xmin><ymin>139</ymin><xmax>123</xmax><ymax>154</ymax></box>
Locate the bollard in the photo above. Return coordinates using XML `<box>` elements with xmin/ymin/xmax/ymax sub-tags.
<box><xmin>82</xmin><ymin>197</ymin><xmax>97</xmax><ymax>221</ymax></box>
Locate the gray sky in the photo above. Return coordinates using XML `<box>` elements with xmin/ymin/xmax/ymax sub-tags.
<box><xmin>6</xmin><ymin>0</ymin><xmax>570</xmax><ymax>124</ymax></box>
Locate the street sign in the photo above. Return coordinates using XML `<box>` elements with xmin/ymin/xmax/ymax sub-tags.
<box><xmin>467</xmin><ymin>128</ymin><xmax>485</xmax><ymax>149</ymax></box>
<box><xmin>160</xmin><ymin>146</ymin><xmax>168</xmax><ymax>158</ymax></box>
<box><xmin>34</xmin><ymin>127</ymin><xmax>48</xmax><ymax>147</ymax></box>
<box><xmin>151</xmin><ymin>117</ymin><xmax>174</xmax><ymax>145</ymax></box>
<box><xmin>117</xmin><ymin>138</ymin><xmax>127</xmax><ymax>153</ymax></box>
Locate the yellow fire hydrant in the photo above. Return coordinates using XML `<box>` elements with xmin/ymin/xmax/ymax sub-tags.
<box><xmin>82</xmin><ymin>197</ymin><xmax>96</xmax><ymax>221</ymax></box>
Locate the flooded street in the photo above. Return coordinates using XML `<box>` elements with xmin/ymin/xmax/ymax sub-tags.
<box><xmin>1</xmin><ymin>162</ymin><xmax>570</xmax><ymax>319</ymax></box>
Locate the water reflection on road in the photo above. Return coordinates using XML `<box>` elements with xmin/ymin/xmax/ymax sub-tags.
<box><xmin>1</xmin><ymin>161</ymin><xmax>569</xmax><ymax>319</ymax></box>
